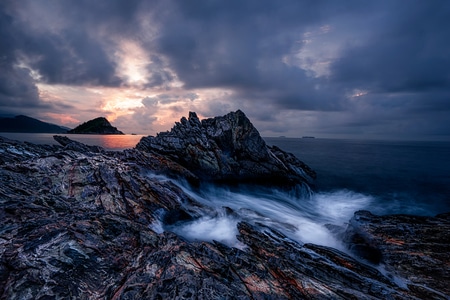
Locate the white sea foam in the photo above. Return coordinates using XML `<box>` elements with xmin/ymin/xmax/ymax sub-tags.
<box><xmin>170</xmin><ymin>215</ymin><xmax>240</xmax><ymax>246</ymax></box>
<box><xmin>149</xmin><ymin>219</ymin><xmax>165</xmax><ymax>234</ymax></box>
<box><xmin>312</xmin><ymin>189</ymin><xmax>374</xmax><ymax>223</ymax></box>
<box><xmin>166</xmin><ymin>182</ymin><xmax>375</xmax><ymax>249</ymax></box>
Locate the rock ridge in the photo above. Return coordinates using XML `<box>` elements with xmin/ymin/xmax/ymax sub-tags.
<box><xmin>137</xmin><ymin>110</ymin><xmax>316</xmax><ymax>188</ymax></box>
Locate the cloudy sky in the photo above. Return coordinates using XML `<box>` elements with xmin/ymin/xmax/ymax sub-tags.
<box><xmin>1</xmin><ymin>0</ymin><xmax>449</xmax><ymax>140</ymax></box>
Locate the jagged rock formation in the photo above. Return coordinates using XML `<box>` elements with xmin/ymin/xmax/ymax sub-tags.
<box><xmin>137</xmin><ymin>110</ymin><xmax>316</xmax><ymax>187</ymax></box>
<box><xmin>1</xmin><ymin>110</ymin><xmax>449</xmax><ymax>299</ymax></box>
<box><xmin>67</xmin><ymin>117</ymin><xmax>124</xmax><ymax>134</ymax></box>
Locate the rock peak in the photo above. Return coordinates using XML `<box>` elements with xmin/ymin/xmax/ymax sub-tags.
<box><xmin>187</xmin><ymin>111</ymin><xmax>201</xmax><ymax>126</ymax></box>
<box><xmin>188</xmin><ymin>111</ymin><xmax>199</xmax><ymax>121</ymax></box>
<box><xmin>137</xmin><ymin>110</ymin><xmax>315</xmax><ymax>187</ymax></box>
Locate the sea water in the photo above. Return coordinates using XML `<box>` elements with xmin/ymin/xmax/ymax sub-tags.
<box><xmin>264</xmin><ymin>137</ymin><xmax>450</xmax><ymax>215</ymax></box>
<box><xmin>0</xmin><ymin>132</ymin><xmax>144</xmax><ymax>150</ymax></box>
<box><xmin>2</xmin><ymin>133</ymin><xmax>449</xmax><ymax>248</ymax></box>
<box><xmin>167</xmin><ymin>137</ymin><xmax>450</xmax><ymax>248</ymax></box>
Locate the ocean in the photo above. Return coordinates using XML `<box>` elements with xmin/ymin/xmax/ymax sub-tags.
<box><xmin>2</xmin><ymin>133</ymin><xmax>450</xmax><ymax>248</ymax></box>
<box><xmin>165</xmin><ymin>137</ymin><xmax>450</xmax><ymax>249</ymax></box>
<box><xmin>265</xmin><ymin>137</ymin><xmax>450</xmax><ymax>216</ymax></box>
<box><xmin>0</xmin><ymin>132</ymin><xmax>145</xmax><ymax>150</ymax></box>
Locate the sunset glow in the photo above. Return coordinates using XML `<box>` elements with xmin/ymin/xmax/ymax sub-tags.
<box><xmin>1</xmin><ymin>1</ymin><xmax>449</xmax><ymax>140</ymax></box>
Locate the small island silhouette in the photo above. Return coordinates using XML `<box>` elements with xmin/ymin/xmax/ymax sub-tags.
<box><xmin>67</xmin><ymin>117</ymin><xmax>124</xmax><ymax>134</ymax></box>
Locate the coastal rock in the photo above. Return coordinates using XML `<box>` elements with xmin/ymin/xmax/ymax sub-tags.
<box><xmin>343</xmin><ymin>210</ymin><xmax>450</xmax><ymax>298</ymax></box>
<box><xmin>0</xmin><ymin>136</ymin><xmax>437</xmax><ymax>300</ymax></box>
<box><xmin>234</xmin><ymin>222</ymin><xmax>411</xmax><ymax>299</ymax></box>
<box><xmin>53</xmin><ymin>135</ymin><xmax>104</xmax><ymax>153</ymax></box>
<box><xmin>136</xmin><ymin>110</ymin><xmax>316</xmax><ymax>188</ymax></box>
<box><xmin>53</xmin><ymin>135</ymin><xmax>199</xmax><ymax>185</ymax></box>
<box><xmin>0</xmin><ymin>136</ymin><xmax>210</xmax><ymax>299</ymax></box>
<box><xmin>0</xmin><ymin>136</ymin><xmax>61</xmax><ymax>164</ymax></box>
<box><xmin>1</xmin><ymin>110</ymin><xmax>449</xmax><ymax>299</ymax></box>
<box><xmin>67</xmin><ymin>117</ymin><xmax>124</xmax><ymax>134</ymax></box>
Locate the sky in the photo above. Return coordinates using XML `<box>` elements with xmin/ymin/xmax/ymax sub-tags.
<box><xmin>1</xmin><ymin>0</ymin><xmax>450</xmax><ymax>140</ymax></box>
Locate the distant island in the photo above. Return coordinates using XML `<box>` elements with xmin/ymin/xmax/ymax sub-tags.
<box><xmin>67</xmin><ymin>117</ymin><xmax>124</xmax><ymax>134</ymax></box>
<box><xmin>0</xmin><ymin>115</ymin><xmax>68</xmax><ymax>133</ymax></box>
<box><xmin>302</xmin><ymin>136</ymin><xmax>315</xmax><ymax>139</ymax></box>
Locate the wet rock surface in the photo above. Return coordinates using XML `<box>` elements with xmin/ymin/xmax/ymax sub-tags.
<box><xmin>343</xmin><ymin>210</ymin><xmax>450</xmax><ymax>298</ymax></box>
<box><xmin>1</xmin><ymin>111</ymin><xmax>449</xmax><ymax>299</ymax></box>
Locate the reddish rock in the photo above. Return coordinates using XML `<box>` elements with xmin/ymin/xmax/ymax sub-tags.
<box><xmin>344</xmin><ymin>210</ymin><xmax>450</xmax><ymax>298</ymax></box>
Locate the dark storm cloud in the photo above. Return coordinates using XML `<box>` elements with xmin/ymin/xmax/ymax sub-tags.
<box><xmin>154</xmin><ymin>1</ymin><xmax>394</xmax><ymax>111</ymax></box>
<box><xmin>152</xmin><ymin>1</ymin><xmax>450</xmax><ymax>119</ymax></box>
<box><xmin>20</xmin><ymin>30</ymin><xmax>120</xmax><ymax>86</ymax></box>
<box><xmin>0</xmin><ymin>65</ymin><xmax>40</xmax><ymax>107</ymax></box>
<box><xmin>321</xmin><ymin>1</ymin><xmax>450</xmax><ymax>138</ymax></box>
<box><xmin>8</xmin><ymin>1</ymin><xmax>132</xmax><ymax>87</ymax></box>
<box><xmin>1</xmin><ymin>0</ymin><xmax>157</xmax><ymax>89</ymax></box>
<box><xmin>145</xmin><ymin>54</ymin><xmax>175</xmax><ymax>88</ymax></box>
<box><xmin>330</xmin><ymin>1</ymin><xmax>450</xmax><ymax>96</ymax></box>
<box><xmin>154</xmin><ymin>0</ymin><xmax>344</xmax><ymax>109</ymax></box>
<box><xmin>0</xmin><ymin>5</ymin><xmax>15</xmax><ymax>61</ymax></box>
<box><xmin>0</xmin><ymin>4</ymin><xmax>41</xmax><ymax>110</ymax></box>
<box><xmin>1</xmin><ymin>0</ymin><xmax>450</xmax><ymax>139</ymax></box>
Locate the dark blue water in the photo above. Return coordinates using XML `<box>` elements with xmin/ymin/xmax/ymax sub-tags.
<box><xmin>265</xmin><ymin>137</ymin><xmax>450</xmax><ymax>216</ymax></box>
<box><xmin>158</xmin><ymin>138</ymin><xmax>450</xmax><ymax>249</ymax></box>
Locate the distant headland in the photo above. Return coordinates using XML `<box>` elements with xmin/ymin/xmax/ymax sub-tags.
<box><xmin>0</xmin><ymin>115</ymin><xmax>124</xmax><ymax>134</ymax></box>
<box><xmin>0</xmin><ymin>115</ymin><xmax>68</xmax><ymax>133</ymax></box>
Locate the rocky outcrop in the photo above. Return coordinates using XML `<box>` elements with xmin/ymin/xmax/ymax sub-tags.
<box><xmin>137</xmin><ymin>110</ymin><xmax>316</xmax><ymax>187</ymax></box>
<box><xmin>67</xmin><ymin>117</ymin><xmax>124</xmax><ymax>134</ymax></box>
<box><xmin>1</xmin><ymin>110</ymin><xmax>449</xmax><ymax>299</ymax></box>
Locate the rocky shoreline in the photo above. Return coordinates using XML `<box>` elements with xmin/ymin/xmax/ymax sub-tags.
<box><xmin>1</xmin><ymin>111</ymin><xmax>449</xmax><ymax>299</ymax></box>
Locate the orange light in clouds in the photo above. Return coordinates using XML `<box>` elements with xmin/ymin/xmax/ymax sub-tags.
<box><xmin>101</xmin><ymin>97</ymin><xmax>144</xmax><ymax>111</ymax></box>
<box><xmin>100</xmin><ymin>96</ymin><xmax>145</xmax><ymax>123</ymax></box>
<box><xmin>44</xmin><ymin>113</ymin><xmax>80</xmax><ymax>125</ymax></box>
